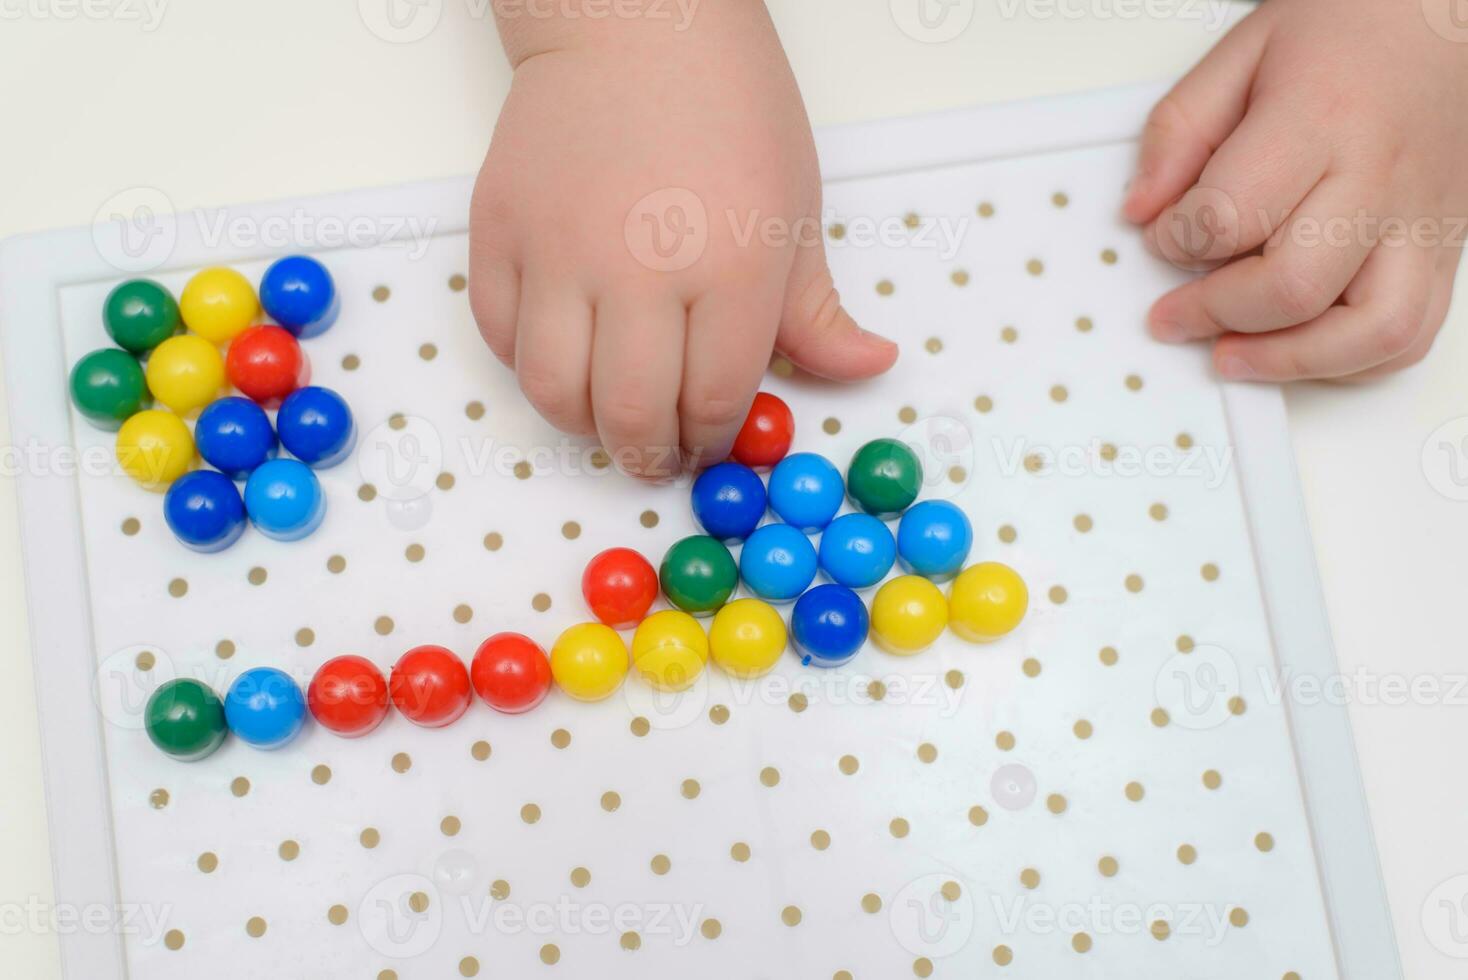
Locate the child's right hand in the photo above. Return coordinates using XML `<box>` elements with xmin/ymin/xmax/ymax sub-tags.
<box><xmin>470</xmin><ymin>2</ymin><xmax>897</xmax><ymax>479</ymax></box>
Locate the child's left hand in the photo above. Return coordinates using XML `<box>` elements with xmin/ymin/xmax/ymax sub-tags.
<box><xmin>1123</xmin><ymin>0</ymin><xmax>1466</xmax><ymax>382</ymax></box>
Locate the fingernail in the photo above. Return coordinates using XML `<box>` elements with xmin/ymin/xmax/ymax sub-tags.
<box><xmin>861</xmin><ymin>328</ymin><xmax>898</xmax><ymax>349</ymax></box>
<box><xmin>1121</xmin><ymin>175</ymin><xmax>1146</xmax><ymax>216</ymax></box>
<box><xmin>1217</xmin><ymin>355</ymin><xmax>1257</xmax><ymax>381</ymax></box>
<box><xmin>1148</xmin><ymin>310</ymin><xmax>1184</xmax><ymax>342</ymax></box>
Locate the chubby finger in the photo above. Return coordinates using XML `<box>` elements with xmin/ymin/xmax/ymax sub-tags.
<box><xmin>681</xmin><ymin>284</ymin><xmax>782</xmax><ymax>467</ymax></box>
<box><xmin>1149</xmin><ymin>175</ymin><xmax>1374</xmax><ymax>340</ymax></box>
<box><xmin>1337</xmin><ymin>253</ymin><xmax>1455</xmax><ymax>382</ymax></box>
<box><xmin>1212</xmin><ymin>241</ymin><xmax>1433</xmax><ymax>381</ymax></box>
<box><xmin>1122</xmin><ymin>8</ymin><xmax>1272</xmax><ymax>225</ymax></box>
<box><xmin>777</xmin><ymin>238</ymin><xmax>897</xmax><ymax>380</ymax></box>
<box><xmin>1149</xmin><ymin>97</ymin><xmax>1329</xmax><ymax>269</ymax></box>
<box><xmin>514</xmin><ymin>275</ymin><xmax>595</xmax><ymax>435</ymax></box>
<box><xmin>591</xmin><ymin>290</ymin><xmax>686</xmax><ymax>480</ymax></box>
<box><xmin>468</xmin><ymin>241</ymin><xmax>520</xmax><ymax>368</ymax></box>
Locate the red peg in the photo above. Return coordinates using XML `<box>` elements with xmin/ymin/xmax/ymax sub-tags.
<box><xmin>226</xmin><ymin>324</ymin><xmax>308</xmax><ymax>406</ymax></box>
<box><xmin>307</xmin><ymin>655</ymin><xmax>390</xmax><ymax>737</ymax></box>
<box><xmin>730</xmin><ymin>392</ymin><xmax>794</xmax><ymax>469</ymax></box>
<box><xmin>389</xmin><ymin>645</ymin><xmax>471</xmax><ymax>728</ymax></box>
<box><xmin>582</xmin><ymin>547</ymin><xmax>658</xmax><ymax>629</ymax></box>
<box><xmin>471</xmin><ymin>633</ymin><xmax>553</xmax><ymax>714</ymax></box>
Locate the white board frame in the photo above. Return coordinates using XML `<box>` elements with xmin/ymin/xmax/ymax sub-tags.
<box><xmin>0</xmin><ymin>81</ymin><xmax>1399</xmax><ymax>979</ymax></box>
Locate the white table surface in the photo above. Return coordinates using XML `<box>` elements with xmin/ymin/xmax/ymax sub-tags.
<box><xmin>0</xmin><ymin>2</ymin><xmax>1463</xmax><ymax>977</ymax></box>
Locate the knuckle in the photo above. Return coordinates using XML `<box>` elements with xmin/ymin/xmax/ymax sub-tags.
<box><xmin>1278</xmin><ymin>345</ymin><xmax>1313</xmax><ymax>380</ymax></box>
<box><xmin>792</xmin><ymin>267</ymin><xmax>839</xmax><ymax>322</ymax></box>
<box><xmin>681</xmin><ymin>392</ymin><xmax>747</xmax><ymax>432</ymax></box>
<box><xmin>1145</xmin><ymin>95</ymin><xmax>1190</xmax><ymax>143</ymax></box>
<box><xmin>470</xmin><ymin>298</ymin><xmax>514</xmax><ymax>357</ymax></box>
<box><xmin>1373</xmin><ymin>298</ymin><xmax>1426</xmax><ymax>359</ymax></box>
<box><xmin>518</xmin><ymin>363</ymin><xmax>580</xmax><ymax>425</ymax></box>
<box><xmin>596</xmin><ymin>392</ymin><xmax>663</xmax><ymax>443</ymax></box>
<box><xmin>1268</xmin><ymin>263</ymin><xmax>1335</xmax><ymax>323</ymax></box>
<box><xmin>1255</xmin><ymin>343</ymin><xmax>1310</xmax><ymax>381</ymax></box>
<box><xmin>783</xmin><ymin>276</ymin><xmax>844</xmax><ymax>352</ymax></box>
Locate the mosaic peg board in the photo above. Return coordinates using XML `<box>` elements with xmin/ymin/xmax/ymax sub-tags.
<box><xmin>4</xmin><ymin>87</ymin><xmax>1395</xmax><ymax>980</ymax></box>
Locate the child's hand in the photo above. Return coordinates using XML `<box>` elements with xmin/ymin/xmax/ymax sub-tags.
<box><xmin>1123</xmin><ymin>0</ymin><xmax>1466</xmax><ymax>382</ymax></box>
<box><xmin>470</xmin><ymin>3</ymin><xmax>896</xmax><ymax>478</ymax></box>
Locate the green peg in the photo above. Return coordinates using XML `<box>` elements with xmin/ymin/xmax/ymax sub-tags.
<box><xmin>660</xmin><ymin>535</ymin><xmax>738</xmax><ymax>616</ymax></box>
<box><xmin>69</xmin><ymin>348</ymin><xmax>148</xmax><ymax>429</ymax></box>
<box><xmin>847</xmin><ymin>438</ymin><xmax>923</xmax><ymax>518</ymax></box>
<box><xmin>104</xmin><ymin>279</ymin><xmax>179</xmax><ymax>354</ymax></box>
<box><xmin>145</xmin><ymin>679</ymin><xmax>227</xmax><ymax>762</ymax></box>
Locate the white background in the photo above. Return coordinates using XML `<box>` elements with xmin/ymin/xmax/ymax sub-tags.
<box><xmin>0</xmin><ymin>1</ymin><xmax>1464</xmax><ymax>977</ymax></box>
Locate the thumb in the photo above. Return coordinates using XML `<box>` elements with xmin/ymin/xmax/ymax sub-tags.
<box><xmin>1121</xmin><ymin>8</ymin><xmax>1271</xmax><ymax>226</ymax></box>
<box><xmin>775</xmin><ymin>234</ymin><xmax>898</xmax><ymax>381</ymax></box>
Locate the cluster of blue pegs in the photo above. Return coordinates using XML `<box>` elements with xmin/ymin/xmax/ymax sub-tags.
<box><xmin>688</xmin><ymin>436</ymin><xmax>973</xmax><ymax>669</ymax></box>
<box><xmin>167</xmin><ymin>384</ymin><xmax>355</xmax><ymax>551</ymax></box>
